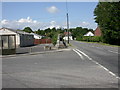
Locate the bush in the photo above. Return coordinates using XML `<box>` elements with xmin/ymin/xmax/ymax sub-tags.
<box><xmin>52</xmin><ymin>33</ymin><xmax>58</xmax><ymax>46</ymax></box>
<box><xmin>77</xmin><ymin>36</ymin><xmax>102</xmax><ymax>42</ymax></box>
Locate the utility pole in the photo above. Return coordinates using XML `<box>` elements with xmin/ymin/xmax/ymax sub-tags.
<box><xmin>67</xmin><ymin>13</ymin><xmax>69</xmax><ymax>44</ymax></box>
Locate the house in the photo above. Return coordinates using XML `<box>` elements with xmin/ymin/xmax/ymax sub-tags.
<box><xmin>84</xmin><ymin>31</ymin><xmax>94</xmax><ymax>36</ymax></box>
<box><xmin>30</xmin><ymin>33</ymin><xmax>42</xmax><ymax>39</ymax></box>
<box><xmin>30</xmin><ymin>33</ymin><xmax>51</xmax><ymax>45</ymax></box>
<box><xmin>63</xmin><ymin>32</ymin><xmax>73</xmax><ymax>40</ymax></box>
<box><xmin>0</xmin><ymin>28</ymin><xmax>34</xmax><ymax>48</ymax></box>
<box><xmin>94</xmin><ymin>27</ymin><xmax>102</xmax><ymax>36</ymax></box>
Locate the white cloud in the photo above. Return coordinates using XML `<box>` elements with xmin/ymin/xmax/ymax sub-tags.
<box><xmin>80</xmin><ymin>21</ymin><xmax>90</xmax><ymax>27</ymax></box>
<box><xmin>1</xmin><ymin>19</ymin><xmax>9</xmax><ymax>24</ymax></box>
<box><xmin>43</xmin><ymin>21</ymin><xmax>60</xmax><ymax>29</ymax></box>
<box><xmin>0</xmin><ymin>17</ymin><xmax>61</xmax><ymax>30</ymax></box>
<box><xmin>0</xmin><ymin>17</ymin><xmax>44</xmax><ymax>30</ymax></box>
<box><xmin>46</xmin><ymin>6</ymin><xmax>59</xmax><ymax>13</ymax></box>
<box><xmin>50</xmin><ymin>21</ymin><xmax>56</xmax><ymax>25</ymax></box>
<box><xmin>0</xmin><ymin>17</ymin><xmax>97</xmax><ymax>30</ymax></box>
<box><xmin>79</xmin><ymin>21</ymin><xmax>97</xmax><ymax>29</ymax></box>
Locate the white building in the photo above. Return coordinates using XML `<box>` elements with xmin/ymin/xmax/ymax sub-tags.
<box><xmin>0</xmin><ymin>28</ymin><xmax>34</xmax><ymax>48</ymax></box>
<box><xmin>63</xmin><ymin>32</ymin><xmax>73</xmax><ymax>40</ymax></box>
<box><xmin>84</xmin><ymin>31</ymin><xmax>94</xmax><ymax>36</ymax></box>
<box><xmin>30</xmin><ymin>33</ymin><xmax>42</xmax><ymax>39</ymax></box>
<box><xmin>63</xmin><ymin>36</ymin><xmax>73</xmax><ymax>41</ymax></box>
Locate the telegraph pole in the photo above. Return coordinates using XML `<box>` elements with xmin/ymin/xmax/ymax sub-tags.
<box><xmin>66</xmin><ymin>0</ymin><xmax>69</xmax><ymax>44</ymax></box>
<box><xmin>67</xmin><ymin>13</ymin><xmax>69</xmax><ymax>44</ymax></box>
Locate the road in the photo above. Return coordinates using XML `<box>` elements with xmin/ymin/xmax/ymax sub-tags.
<box><xmin>70</xmin><ymin>41</ymin><xmax>119</xmax><ymax>76</ymax></box>
<box><xmin>2</xmin><ymin>41</ymin><xmax>119</xmax><ymax>88</ymax></box>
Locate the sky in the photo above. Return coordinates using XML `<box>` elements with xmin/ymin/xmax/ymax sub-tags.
<box><xmin>1</xmin><ymin>2</ymin><xmax>98</xmax><ymax>30</ymax></box>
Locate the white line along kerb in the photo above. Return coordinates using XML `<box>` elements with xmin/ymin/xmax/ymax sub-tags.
<box><xmin>73</xmin><ymin>49</ymin><xmax>84</xmax><ymax>60</ymax></box>
<box><xmin>74</xmin><ymin>48</ymin><xmax>120</xmax><ymax>79</ymax></box>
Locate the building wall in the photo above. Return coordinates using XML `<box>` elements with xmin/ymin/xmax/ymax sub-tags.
<box><xmin>63</xmin><ymin>36</ymin><xmax>73</xmax><ymax>40</ymax></box>
<box><xmin>20</xmin><ymin>34</ymin><xmax>34</xmax><ymax>47</ymax></box>
<box><xmin>0</xmin><ymin>28</ymin><xmax>20</xmax><ymax>47</ymax></box>
<box><xmin>94</xmin><ymin>27</ymin><xmax>102</xmax><ymax>36</ymax></box>
<box><xmin>0</xmin><ymin>28</ymin><xmax>34</xmax><ymax>48</ymax></box>
<box><xmin>15</xmin><ymin>34</ymin><xmax>20</xmax><ymax>47</ymax></box>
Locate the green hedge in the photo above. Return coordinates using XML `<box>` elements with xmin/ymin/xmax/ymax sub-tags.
<box><xmin>76</xmin><ymin>36</ymin><xmax>102</xmax><ymax>42</ymax></box>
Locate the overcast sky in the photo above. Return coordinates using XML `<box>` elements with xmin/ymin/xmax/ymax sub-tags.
<box><xmin>1</xmin><ymin>2</ymin><xmax>98</xmax><ymax>30</ymax></box>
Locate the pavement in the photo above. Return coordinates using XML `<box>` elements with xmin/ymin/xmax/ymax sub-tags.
<box><xmin>16</xmin><ymin>44</ymin><xmax>53</xmax><ymax>54</ymax></box>
<box><xmin>1</xmin><ymin>44</ymin><xmax>71</xmax><ymax>58</ymax></box>
<box><xmin>2</xmin><ymin>41</ymin><xmax>119</xmax><ymax>88</ymax></box>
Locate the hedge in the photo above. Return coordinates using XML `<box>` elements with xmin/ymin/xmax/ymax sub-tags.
<box><xmin>76</xmin><ymin>36</ymin><xmax>102</xmax><ymax>42</ymax></box>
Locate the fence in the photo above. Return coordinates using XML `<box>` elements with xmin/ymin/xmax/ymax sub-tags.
<box><xmin>34</xmin><ymin>39</ymin><xmax>52</xmax><ymax>45</ymax></box>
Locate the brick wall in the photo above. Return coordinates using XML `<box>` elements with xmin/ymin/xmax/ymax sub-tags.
<box><xmin>94</xmin><ymin>27</ymin><xmax>102</xmax><ymax>36</ymax></box>
<box><xmin>34</xmin><ymin>39</ymin><xmax>52</xmax><ymax>45</ymax></box>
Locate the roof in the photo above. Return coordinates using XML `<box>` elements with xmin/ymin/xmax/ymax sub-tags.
<box><xmin>0</xmin><ymin>27</ymin><xmax>32</xmax><ymax>35</ymax></box>
<box><xmin>64</xmin><ymin>32</ymin><xmax>71</xmax><ymax>35</ymax></box>
<box><xmin>30</xmin><ymin>33</ymin><xmax>42</xmax><ymax>37</ymax></box>
<box><xmin>84</xmin><ymin>31</ymin><xmax>94</xmax><ymax>36</ymax></box>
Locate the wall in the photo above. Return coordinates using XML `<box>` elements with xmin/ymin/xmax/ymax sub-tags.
<box><xmin>94</xmin><ymin>27</ymin><xmax>102</xmax><ymax>36</ymax></box>
<box><xmin>63</xmin><ymin>36</ymin><xmax>73</xmax><ymax>40</ymax></box>
<box><xmin>34</xmin><ymin>39</ymin><xmax>52</xmax><ymax>45</ymax></box>
<box><xmin>20</xmin><ymin>34</ymin><xmax>34</xmax><ymax>47</ymax></box>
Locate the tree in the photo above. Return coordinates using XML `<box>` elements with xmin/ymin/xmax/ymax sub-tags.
<box><xmin>35</xmin><ymin>29</ymin><xmax>45</xmax><ymax>35</ymax></box>
<box><xmin>23</xmin><ymin>27</ymin><xmax>33</xmax><ymax>33</ymax></box>
<box><xmin>94</xmin><ymin>2</ymin><xmax>120</xmax><ymax>45</ymax></box>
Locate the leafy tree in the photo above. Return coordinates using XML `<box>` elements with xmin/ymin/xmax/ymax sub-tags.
<box><xmin>94</xmin><ymin>2</ymin><xmax>120</xmax><ymax>45</ymax></box>
<box><xmin>70</xmin><ymin>27</ymin><xmax>91</xmax><ymax>39</ymax></box>
<box><xmin>35</xmin><ymin>29</ymin><xmax>45</xmax><ymax>35</ymax></box>
<box><xmin>23</xmin><ymin>27</ymin><xmax>33</xmax><ymax>33</ymax></box>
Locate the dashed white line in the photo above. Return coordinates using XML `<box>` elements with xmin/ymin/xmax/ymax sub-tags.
<box><xmin>73</xmin><ymin>49</ymin><xmax>84</xmax><ymax>60</ymax></box>
<box><xmin>73</xmin><ymin>48</ymin><xmax>120</xmax><ymax>79</ymax></box>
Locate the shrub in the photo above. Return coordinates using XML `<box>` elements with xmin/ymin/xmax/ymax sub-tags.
<box><xmin>77</xmin><ymin>36</ymin><xmax>102</xmax><ymax>42</ymax></box>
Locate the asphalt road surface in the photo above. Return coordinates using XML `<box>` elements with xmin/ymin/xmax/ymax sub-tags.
<box><xmin>2</xmin><ymin>41</ymin><xmax>119</xmax><ymax>88</ymax></box>
<box><xmin>70</xmin><ymin>41</ymin><xmax>119</xmax><ymax>76</ymax></box>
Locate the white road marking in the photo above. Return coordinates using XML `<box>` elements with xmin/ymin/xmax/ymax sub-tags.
<box><xmin>73</xmin><ymin>49</ymin><xmax>84</xmax><ymax>60</ymax></box>
<box><xmin>73</xmin><ymin>48</ymin><xmax>120</xmax><ymax>79</ymax></box>
<box><xmin>75</xmin><ymin>49</ymin><xmax>92</xmax><ymax>60</ymax></box>
<box><xmin>108</xmin><ymin>50</ymin><xmax>119</xmax><ymax>54</ymax></box>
